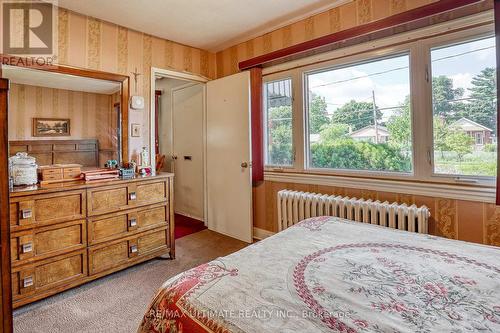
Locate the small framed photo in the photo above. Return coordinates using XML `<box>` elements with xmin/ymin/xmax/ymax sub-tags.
<box><xmin>131</xmin><ymin>123</ymin><xmax>141</xmax><ymax>137</ymax></box>
<box><xmin>33</xmin><ymin>118</ymin><xmax>71</xmax><ymax>137</ymax></box>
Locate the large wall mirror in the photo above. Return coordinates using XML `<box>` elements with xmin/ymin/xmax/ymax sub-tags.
<box><xmin>0</xmin><ymin>63</ymin><xmax>129</xmax><ymax>167</ymax></box>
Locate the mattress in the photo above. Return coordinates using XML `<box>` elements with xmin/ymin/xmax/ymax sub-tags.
<box><xmin>138</xmin><ymin>216</ymin><xmax>500</xmax><ymax>333</ymax></box>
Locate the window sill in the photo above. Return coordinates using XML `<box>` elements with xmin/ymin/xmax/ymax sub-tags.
<box><xmin>264</xmin><ymin>171</ymin><xmax>495</xmax><ymax>203</ymax></box>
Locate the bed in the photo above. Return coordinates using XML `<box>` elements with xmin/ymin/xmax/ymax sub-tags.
<box><xmin>138</xmin><ymin>216</ymin><xmax>500</xmax><ymax>333</ymax></box>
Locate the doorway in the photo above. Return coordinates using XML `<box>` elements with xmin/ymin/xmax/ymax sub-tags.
<box><xmin>152</xmin><ymin>69</ymin><xmax>207</xmax><ymax>234</ymax></box>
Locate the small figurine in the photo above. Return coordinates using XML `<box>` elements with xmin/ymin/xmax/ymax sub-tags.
<box><xmin>130</xmin><ymin>160</ymin><xmax>137</xmax><ymax>173</ymax></box>
<box><xmin>105</xmin><ymin>159</ymin><xmax>118</xmax><ymax>168</ymax></box>
<box><xmin>141</xmin><ymin>147</ymin><xmax>149</xmax><ymax>167</ymax></box>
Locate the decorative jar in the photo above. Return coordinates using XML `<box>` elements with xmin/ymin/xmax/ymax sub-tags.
<box><xmin>9</xmin><ymin>152</ymin><xmax>38</xmax><ymax>186</ymax></box>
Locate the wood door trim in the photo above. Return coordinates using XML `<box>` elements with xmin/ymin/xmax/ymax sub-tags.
<box><xmin>250</xmin><ymin>68</ymin><xmax>263</xmax><ymax>184</ymax></box>
<box><xmin>495</xmin><ymin>0</ymin><xmax>500</xmax><ymax>205</ymax></box>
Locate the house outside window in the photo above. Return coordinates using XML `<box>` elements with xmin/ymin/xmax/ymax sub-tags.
<box><xmin>263</xmin><ymin>21</ymin><xmax>497</xmax><ymax>187</ymax></box>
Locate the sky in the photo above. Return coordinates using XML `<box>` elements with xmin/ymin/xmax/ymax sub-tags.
<box><xmin>307</xmin><ymin>36</ymin><xmax>496</xmax><ymax>123</ymax></box>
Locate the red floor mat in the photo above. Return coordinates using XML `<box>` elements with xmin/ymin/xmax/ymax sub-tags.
<box><xmin>174</xmin><ymin>214</ymin><xmax>207</xmax><ymax>239</ymax></box>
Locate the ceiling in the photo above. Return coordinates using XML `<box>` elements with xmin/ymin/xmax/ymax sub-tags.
<box><xmin>2</xmin><ymin>66</ymin><xmax>121</xmax><ymax>94</ymax></box>
<box><xmin>57</xmin><ymin>0</ymin><xmax>351</xmax><ymax>52</ymax></box>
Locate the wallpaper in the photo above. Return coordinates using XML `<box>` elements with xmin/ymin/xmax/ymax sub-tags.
<box><xmin>56</xmin><ymin>8</ymin><xmax>217</xmax><ymax>159</ymax></box>
<box><xmin>253</xmin><ymin>181</ymin><xmax>500</xmax><ymax>247</ymax></box>
<box><xmin>215</xmin><ymin>0</ymin><xmax>440</xmax><ymax>78</ymax></box>
<box><xmin>8</xmin><ymin>83</ymin><xmax>115</xmax><ymax>145</ymax></box>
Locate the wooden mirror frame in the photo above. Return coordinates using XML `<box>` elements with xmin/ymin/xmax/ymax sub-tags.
<box><xmin>0</xmin><ymin>62</ymin><xmax>129</xmax><ymax>332</ymax></box>
<box><xmin>0</xmin><ymin>59</ymin><xmax>130</xmax><ymax>163</ymax></box>
<box><xmin>0</xmin><ymin>78</ymin><xmax>12</xmax><ymax>332</ymax></box>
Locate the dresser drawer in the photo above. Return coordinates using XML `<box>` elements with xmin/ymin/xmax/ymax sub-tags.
<box><xmin>130</xmin><ymin>180</ymin><xmax>168</xmax><ymax>207</ymax></box>
<box><xmin>12</xmin><ymin>250</ymin><xmax>87</xmax><ymax>302</ymax></box>
<box><xmin>88</xmin><ymin>203</ymin><xmax>168</xmax><ymax>245</ymax></box>
<box><xmin>86</xmin><ymin>184</ymin><xmax>129</xmax><ymax>216</ymax></box>
<box><xmin>42</xmin><ymin>173</ymin><xmax>63</xmax><ymax>181</ymax></box>
<box><xmin>11</xmin><ymin>220</ymin><xmax>86</xmax><ymax>266</ymax></box>
<box><xmin>64</xmin><ymin>168</ymin><xmax>81</xmax><ymax>179</ymax></box>
<box><xmin>137</xmin><ymin>227</ymin><xmax>170</xmax><ymax>255</ymax></box>
<box><xmin>87</xmin><ymin>179</ymin><xmax>168</xmax><ymax>216</ymax></box>
<box><xmin>88</xmin><ymin>227</ymin><xmax>169</xmax><ymax>275</ymax></box>
<box><xmin>10</xmin><ymin>190</ymin><xmax>86</xmax><ymax>231</ymax></box>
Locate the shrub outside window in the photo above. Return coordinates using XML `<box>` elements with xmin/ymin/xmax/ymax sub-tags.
<box><xmin>264</xmin><ymin>79</ymin><xmax>293</xmax><ymax>167</ymax></box>
<box><xmin>305</xmin><ymin>54</ymin><xmax>413</xmax><ymax>173</ymax></box>
<box><xmin>431</xmin><ymin>36</ymin><xmax>497</xmax><ymax>177</ymax></box>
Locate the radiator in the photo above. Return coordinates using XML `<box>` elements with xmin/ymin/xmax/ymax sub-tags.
<box><xmin>277</xmin><ymin>190</ymin><xmax>430</xmax><ymax>234</ymax></box>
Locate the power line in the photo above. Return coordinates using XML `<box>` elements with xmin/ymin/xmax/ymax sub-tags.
<box><xmin>309</xmin><ymin>45</ymin><xmax>495</xmax><ymax>89</ymax></box>
<box><xmin>311</xmin><ymin>65</ymin><xmax>408</xmax><ymax>88</ymax></box>
<box><xmin>431</xmin><ymin>45</ymin><xmax>495</xmax><ymax>63</ymax></box>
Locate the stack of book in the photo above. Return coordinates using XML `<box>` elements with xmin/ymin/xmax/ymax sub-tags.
<box><xmin>82</xmin><ymin>168</ymin><xmax>120</xmax><ymax>182</ymax></box>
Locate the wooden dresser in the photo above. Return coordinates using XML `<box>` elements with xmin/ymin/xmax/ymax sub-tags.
<box><xmin>8</xmin><ymin>173</ymin><xmax>174</xmax><ymax>308</ymax></box>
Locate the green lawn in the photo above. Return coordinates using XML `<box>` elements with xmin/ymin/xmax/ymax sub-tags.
<box><xmin>434</xmin><ymin>151</ymin><xmax>497</xmax><ymax>176</ymax></box>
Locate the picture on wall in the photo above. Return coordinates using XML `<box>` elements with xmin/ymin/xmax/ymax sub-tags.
<box><xmin>131</xmin><ymin>123</ymin><xmax>141</xmax><ymax>137</ymax></box>
<box><xmin>32</xmin><ymin>118</ymin><xmax>71</xmax><ymax>137</ymax></box>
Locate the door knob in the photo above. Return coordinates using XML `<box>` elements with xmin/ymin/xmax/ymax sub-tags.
<box><xmin>241</xmin><ymin>162</ymin><xmax>248</xmax><ymax>168</ymax></box>
<box><xmin>172</xmin><ymin>155</ymin><xmax>178</xmax><ymax>160</ymax></box>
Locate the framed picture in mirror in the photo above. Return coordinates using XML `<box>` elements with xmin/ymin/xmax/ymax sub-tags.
<box><xmin>33</xmin><ymin>118</ymin><xmax>71</xmax><ymax>137</ymax></box>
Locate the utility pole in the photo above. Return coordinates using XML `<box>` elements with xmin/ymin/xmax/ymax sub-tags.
<box><xmin>372</xmin><ymin>90</ymin><xmax>379</xmax><ymax>144</ymax></box>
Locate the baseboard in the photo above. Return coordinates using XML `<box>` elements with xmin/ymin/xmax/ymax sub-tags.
<box><xmin>253</xmin><ymin>227</ymin><xmax>276</xmax><ymax>240</ymax></box>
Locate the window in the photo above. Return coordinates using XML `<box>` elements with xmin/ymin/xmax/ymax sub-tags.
<box><xmin>262</xmin><ymin>21</ymin><xmax>497</xmax><ymax>189</ymax></box>
<box><xmin>306</xmin><ymin>54</ymin><xmax>412</xmax><ymax>173</ymax></box>
<box><xmin>264</xmin><ymin>78</ymin><xmax>293</xmax><ymax>166</ymax></box>
<box><xmin>431</xmin><ymin>36</ymin><xmax>497</xmax><ymax>177</ymax></box>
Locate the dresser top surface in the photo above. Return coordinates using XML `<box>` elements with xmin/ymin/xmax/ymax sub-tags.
<box><xmin>10</xmin><ymin>172</ymin><xmax>174</xmax><ymax>198</ymax></box>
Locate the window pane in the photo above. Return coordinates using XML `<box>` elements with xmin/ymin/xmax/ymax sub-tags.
<box><xmin>431</xmin><ymin>37</ymin><xmax>497</xmax><ymax>177</ymax></box>
<box><xmin>265</xmin><ymin>79</ymin><xmax>293</xmax><ymax>166</ymax></box>
<box><xmin>306</xmin><ymin>54</ymin><xmax>412</xmax><ymax>173</ymax></box>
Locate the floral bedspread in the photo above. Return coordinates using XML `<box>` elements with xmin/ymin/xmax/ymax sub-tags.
<box><xmin>138</xmin><ymin>217</ymin><xmax>500</xmax><ymax>333</ymax></box>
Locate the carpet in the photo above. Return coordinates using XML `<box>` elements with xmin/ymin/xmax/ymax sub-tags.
<box><xmin>174</xmin><ymin>214</ymin><xmax>207</xmax><ymax>239</ymax></box>
<box><xmin>14</xmin><ymin>230</ymin><xmax>248</xmax><ymax>333</ymax></box>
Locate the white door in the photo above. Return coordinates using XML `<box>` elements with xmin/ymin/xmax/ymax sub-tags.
<box><xmin>206</xmin><ymin>71</ymin><xmax>252</xmax><ymax>243</ymax></box>
<box><xmin>172</xmin><ymin>83</ymin><xmax>205</xmax><ymax>221</ymax></box>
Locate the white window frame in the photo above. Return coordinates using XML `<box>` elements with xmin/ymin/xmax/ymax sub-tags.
<box><xmin>263</xmin><ymin>10</ymin><xmax>500</xmax><ymax>203</ymax></box>
<box><xmin>421</xmin><ymin>28</ymin><xmax>496</xmax><ymax>186</ymax></box>
<box><xmin>302</xmin><ymin>50</ymin><xmax>415</xmax><ymax>178</ymax></box>
<box><xmin>262</xmin><ymin>17</ymin><xmax>496</xmax><ymax>190</ymax></box>
<box><xmin>264</xmin><ymin>71</ymin><xmax>303</xmax><ymax>171</ymax></box>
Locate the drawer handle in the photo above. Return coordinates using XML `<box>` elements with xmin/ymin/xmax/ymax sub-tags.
<box><xmin>129</xmin><ymin>218</ymin><xmax>137</xmax><ymax>227</ymax></box>
<box><xmin>21</xmin><ymin>209</ymin><xmax>32</xmax><ymax>219</ymax></box>
<box><xmin>23</xmin><ymin>276</ymin><xmax>34</xmax><ymax>288</ymax></box>
<box><xmin>129</xmin><ymin>192</ymin><xmax>137</xmax><ymax>200</ymax></box>
<box><xmin>130</xmin><ymin>245</ymin><xmax>138</xmax><ymax>254</ymax></box>
<box><xmin>21</xmin><ymin>242</ymin><xmax>33</xmax><ymax>253</ymax></box>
